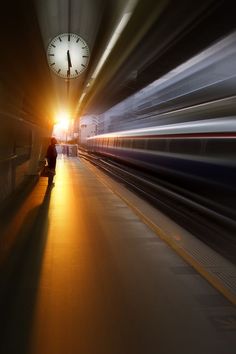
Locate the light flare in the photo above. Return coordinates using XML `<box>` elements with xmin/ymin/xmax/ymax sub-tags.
<box><xmin>54</xmin><ymin>111</ymin><xmax>70</xmax><ymax>130</ymax></box>
<box><xmin>53</xmin><ymin>110</ymin><xmax>72</xmax><ymax>140</ymax></box>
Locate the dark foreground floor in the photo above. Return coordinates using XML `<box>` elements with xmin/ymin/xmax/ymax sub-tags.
<box><xmin>0</xmin><ymin>156</ymin><xmax>235</xmax><ymax>354</ymax></box>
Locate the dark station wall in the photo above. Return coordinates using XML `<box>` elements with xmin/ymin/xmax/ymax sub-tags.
<box><xmin>0</xmin><ymin>1</ymin><xmax>54</xmax><ymax>205</ymax></box>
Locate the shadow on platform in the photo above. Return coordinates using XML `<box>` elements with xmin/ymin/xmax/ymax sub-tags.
<box><xmin>0</xmin><ymin>183</ymin><xmax>52</xmax><ymax>354</ymax></box>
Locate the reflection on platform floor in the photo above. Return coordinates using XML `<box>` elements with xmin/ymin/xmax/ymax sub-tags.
<box><xmin>0</xmin><ymin>156</ymin><xmax>235</xmax><ymax>354</ymax></box>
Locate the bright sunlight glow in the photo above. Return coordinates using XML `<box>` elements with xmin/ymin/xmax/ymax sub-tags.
<box><xmin>53</xmin><ymin>111</ymin><xmax>72</xmax><ymax>141</ymax></box>
<box><xmin>54</xmin><ymin>111</ymin><xmax>70</xmax><ymax>130</ymax></box>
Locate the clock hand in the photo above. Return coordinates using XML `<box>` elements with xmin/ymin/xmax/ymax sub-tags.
<box><xmin>67</xmin><ymin>50</ymin><xmax>72</xmax><ymax>78</ymax></box>
<box><xmin>67</xmin><ymin>50</ymin><xmax>72</xmax><ymax>68</ymax></box>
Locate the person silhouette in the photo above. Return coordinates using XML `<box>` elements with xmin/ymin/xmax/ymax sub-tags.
<box><xmin>46</xmin><ymin>137</ymin><xmax>58</xmax><ymax>185</ymax></box>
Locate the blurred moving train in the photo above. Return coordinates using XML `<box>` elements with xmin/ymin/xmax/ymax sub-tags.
<box><xmin>87</xmin><ymin>117</ymin><xmax>236</xmax><ymax>214</ymax></box>
<box><xmin>86</xmin><ymin>31</ymin><xmax>236</xmax><ymax>219</ymax></box>
<box><xmin>99</xmin><ymin>31</ymin><xmax>236</xmax><ymax>133</ymax></box>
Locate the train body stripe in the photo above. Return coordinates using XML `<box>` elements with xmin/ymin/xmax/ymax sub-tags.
<box><xmin>89</xmin><ymin>132</ymin><xmax>236</xmax><ymax>140</ymax></box>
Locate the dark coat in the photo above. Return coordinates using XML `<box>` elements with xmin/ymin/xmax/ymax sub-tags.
<box><xmin>46</xmin><ymin>144</ymin><xmax>57</xmax><ymax>169</ymax></box>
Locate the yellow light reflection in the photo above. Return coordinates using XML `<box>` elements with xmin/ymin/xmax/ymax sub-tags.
<box><xmin>29</xmin><ymin>159</ymin><xmax>86</xmax><ymax>354</ymax></box>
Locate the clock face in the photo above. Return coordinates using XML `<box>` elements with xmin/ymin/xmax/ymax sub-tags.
<box><xmin>47</xmin><ymin>33</ymin><xmax>90</xmax><ymax>79</ymax></box>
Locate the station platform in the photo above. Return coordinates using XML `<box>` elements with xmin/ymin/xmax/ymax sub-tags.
<box><xmin>0</xmin><ymin>155</ymin><xmax>235</xmax><ymax>354</ymax></box>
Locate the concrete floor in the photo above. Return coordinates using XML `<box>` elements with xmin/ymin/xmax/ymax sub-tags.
<box><xmin>0</xmin><ymin>155</ymin><xmax>235</xmax><ymax>354</ymax></box>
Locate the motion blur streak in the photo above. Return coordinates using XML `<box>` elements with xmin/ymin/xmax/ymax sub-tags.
<box><xmin>94</xmin><ymin>31</ymin><xmax>236</xmax><ymax>133</ymax></box>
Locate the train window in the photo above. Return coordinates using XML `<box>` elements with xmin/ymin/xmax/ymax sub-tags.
<box><xmin>127</xmin><ymin>139</ymin><xmax>132</xmax><ymax>148</ymax></box>
<box><xmin>122</xmin><ymin>139</ymin><xmax>127</xmax><ymax>148</ymax></box>
<box><xmin>109</xmin><ymin>138</ymin><xmax>114</xmax><ymax>146</ymax></box>
<box><xmin>132</xmin><ymin>139</ymin><xmax>146</xmax><ymax>149</ymax></box>
<box><xmin>147</xmin><ymin>138</ymin><xmax>167</xmax><ymax>151</ymax></box>
<box><xmin>122</xmin><ymin>138</ymin><xmax>132</xmax><ymax>148</ymax></box>
<box><xmin>169</xmin><ymin>139</ymin><xmax>201</xmax><ymax>155</ymax></box>
<box><xmin>116</xmin><ymin>138</ymin><xmax>121</xmax><ymax>147</ymax></box>
<box><xmin>132</xmin><ymin>139</ymin><xmax>137</xmax><ymax>149</ymax></box>
<box><xmin>119</xmin><ymin>139</ymin><xmax>124</xmax><ymax>147</ymax></box>
<box><xmin>147</xmin><ymin>139</ymin><xmax>156</xmax><ymax>150</ymax></box>
<box><xmin>205</xmin><ymin>139</ymin><xmax>236</xmax><ymax>157</ymax></box>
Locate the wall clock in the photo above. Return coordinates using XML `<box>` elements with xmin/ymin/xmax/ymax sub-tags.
<box><xmin>47</xmin><ymin>33</ymin><xmax>90</xmax><ymax>79</ymax></box>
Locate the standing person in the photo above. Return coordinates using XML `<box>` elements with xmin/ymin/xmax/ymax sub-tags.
<box><xmin>46</xmin><ymin>137</ymin><xmax>58</xmax><ymax>185</ymax></box>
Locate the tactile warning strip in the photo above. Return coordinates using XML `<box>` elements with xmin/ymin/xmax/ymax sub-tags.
<box><xmin>180</xmin><ymin>242</ymin><xmax>236</xmax><ymax>297</ymax></box>
<box><xmin>183</xmin><ymin>245</ymin><xmax>226</xmax><ymax>267</ymax></box>
<box><xmin>211</xmin><ymin>270</ymin><xmax>236</xmax><ymax>291</ymax></box>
